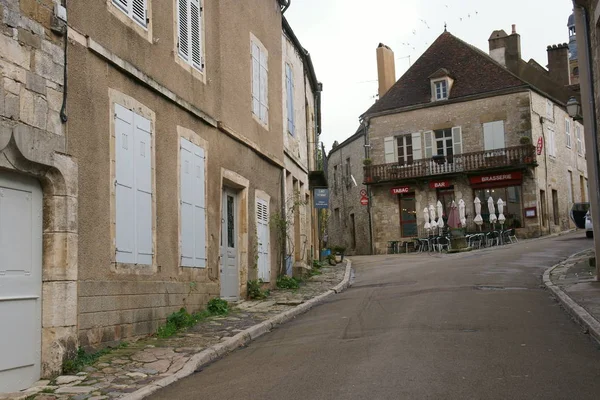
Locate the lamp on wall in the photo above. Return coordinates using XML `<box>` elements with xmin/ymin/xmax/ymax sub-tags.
<box><xmin>567</xmin><ymin>96</ymin><xmax>583</xmax><ymax>121</ymax></box>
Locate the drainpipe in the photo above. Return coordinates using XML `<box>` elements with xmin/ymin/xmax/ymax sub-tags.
<box><xmin>361</xmin><ymin>117</ymin><xmax>374</xmax><ymax>254</ymax></box>
<box><xmin>573</xmin><ymin>3</ymin><xmax>600</xmax><ymax>281</ymax></box>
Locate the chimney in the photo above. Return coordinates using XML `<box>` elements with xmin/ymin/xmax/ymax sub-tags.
<box><xmin>547</xmin><ymin>43</ymin><xmax>571</xmax><ymax>86</ymax></box>
<box><xmin>488</xmin><ymin>25</ymin><xmax>521</xmax><ymax>73</ymax></box>
<box><xmin>376</xmin><ymin>43</ymin><xmax>396</xmax><ymax>98</ymax></box>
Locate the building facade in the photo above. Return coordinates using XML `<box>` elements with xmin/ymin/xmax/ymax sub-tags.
<box><xmin>0</xmin><ymin>0</ymin><xmax>320</xmax><ymax>391</ymax></box>
<box><xmin>326</xmin><ymin>127</ymin><xmax>371</xmax><ymax>255</ymax></box>
<box><xmin>360</xmin><ymin>30</ymin><xmax>586</xmax><ymax>254</ymax></box>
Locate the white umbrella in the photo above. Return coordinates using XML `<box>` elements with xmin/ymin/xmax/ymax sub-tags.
<box><xmin>436</xmin><ymin>200</ymin><xmax>444</xmax><ymax>231</ymax></box>
<box><xmin>429</xmin><ymin>204</ymin><xmax>438</xmax><ymax>230</ymax></box>
<box><xmin>459</xmin><ymin>199</ymin><xmax>466</xmax><ymax>227</ymax></box>
<box><xmin>497</xmin><ymin>198</ymin><xmax>506</xmax><ymax>225</ymax></box>
<box><xmin>423</xmin><ymin>207</ymin><xmax>431</xmax><ymax>231</ymax></box>
<box><xmin>474</xmin><ymin>197</ymin><xmax>483</xmax><ymax>227</ymax></box>
<box><xmin>488</xmin><ymin>196</ymin><xmax>497</xmax><ymax>224</ymax></box>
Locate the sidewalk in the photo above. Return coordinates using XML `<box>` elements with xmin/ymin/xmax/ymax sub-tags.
<box><xmin>0</xmin><ymin>261</ymin><xmax>351</xmax><ymax>400</ymax></box>
<box><xmin>544</xmin><ymin>248</ymin><xmax>600</xmax><ymax>344</ymax></box>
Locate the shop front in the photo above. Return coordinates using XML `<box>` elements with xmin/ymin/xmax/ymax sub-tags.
<box><xmin>469</xmin><ymin>172</ymin><xmax>524</xmax><ymax>230</ymax></box>
<box><xmin>391</xmin><ymin>186</ymin><xmax>417</xmax><ymax>237</ymax></box>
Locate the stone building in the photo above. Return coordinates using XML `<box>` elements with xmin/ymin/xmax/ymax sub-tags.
<box><xmin>360</xmin><ymin>28</ymin><xmax>586</xmax><ymax>254</ymax></box>
<box><xmin>0</xmin><ymin>0</ymin><xmax>320</xmax><ymax>391</ymax></box>
<box><xmin>326</xmin><ymin>126</ymin><xmax>371</xmax><ymax>255</ymax></box>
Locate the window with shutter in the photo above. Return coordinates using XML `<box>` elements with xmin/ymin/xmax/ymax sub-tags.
<box><xmin>483</xmin><ymin>121</ymin><xmax>505</xmax><ymax>151</ymax></box>
<box><xmin>286</xmin><ymin>63</ymin><xmax>295</xmax><ymax>135</ymax></box>
<box><xmin>451</xmin><ymin>126</ymin><xmax>462</xmax><ymax>155</ymax></box>
<box><xmin>177</xmin><ymin>0</ymin><xmax>204</xmax><ymax>72</ymax></box>
<box><xmin>424</xmin><ymin>131</ymin><xmax>433</xmax><ymax>158</ymax></box>
<box><xmin>114</xmin><ymin>104</ymin><xmax>153</xmax><ymax>265</ymax></box>
<box><xmin>256</xmin><ymin>198</ymin><xmax>270</xmax><ymax>282</ymax></box>
<box><xmin>547</xmin><ymin>126</ymin><xmax>556</xmax><ymax>157</ymax></box>
<box><xmin>411</xmin><ymin>132</ymin><xmax>422</xmax><ymax>160</ymax></box>
<box><xmin>384</xmin><ymin>137</ymin><xmax>395</xmax><ymax>163</ymax></box>
<box><xmin>575</xmin><ymin>124</ymin><xmax>583</xmax><ymax>156</ymax></box>
<box><xmin>565</xmin><ymin>118</ymin><xmax>572</xmax><ymax>148</ymax></box>
<box><xmin>112</xmin><ymin>0</ymin><xmax>147</xmax><ymax>28</ymax></box>
<box><xmin>180</xmin><ymin>138</ymin><xmax>207</xmax><ymax>268</ymax></box>
<box><xmin>251</xmin><ymin>36</ymin><xmax>269</xmax><ymax>125</ymax></box>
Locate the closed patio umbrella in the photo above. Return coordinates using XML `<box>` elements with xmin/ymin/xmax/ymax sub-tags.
<box><xmin>459</xmin><ymin>199</ymin><xmax>466</xmax><ymax>227</ymax></box>
<box><xmin>474</xmin><ymin>197</ymin><xmax>483</xmax><ymax>229</ymax></box>
<box><xmin>497</xmin><ymin>198</ymin><xmax>506</xmax><ymax>227</ymax></box>
<box><xmin>488</xmin><ymin>196</ymin><xmax>497</xmax><ymax>224</ymax></box>
<box><xmin>447</xmin><ymin>200</ymin><xmax>461</xmax><ymax>229</ymax></box>
<box><xmin>436</xmin><ymin>200</ymin><xmax>444</xmax><ymax>231</ymax></box>
<box><xmin>423</xmin><ymin>207</ymin><xmax>431</xmax><ymax>232</ymax></box>
<box><xmin>429</xmin><ymin>204</ymin><xmax>438</xmax><ymax>230</ymax></box>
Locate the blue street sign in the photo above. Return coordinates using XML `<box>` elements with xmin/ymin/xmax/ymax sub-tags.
<box><xmin>314</xmin><ymin>188</ymin><xmax>329</xmax><ymax>209</ymax></box>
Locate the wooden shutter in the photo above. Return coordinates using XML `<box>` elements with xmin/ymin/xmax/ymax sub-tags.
<box><xmin>286</xmin><ymin>64</ymin><xmax>294</xmax><ymax>135</ymax></box>
<box><xmin>411</xmin><ymin>132</ymin><xmax>422</xmax><ymax>160</ymax></box>
<box><xmin>132</xmin><ymin>0</ymin><xmax>146</xmax><ymax>27</ymax></box>
<box><xmin>424</xmin><ymin>131</ymin><xmax>433</xmax><ymax>158</ymax></box>
<box><xmin>259</xmin><ymin>48</ymin><xmax>269</xmax><ymax>124</ymax></box>
<box><xmin>113</xmin><ymin>0</ymin><xmax>128</xmax><ymax>12</ymax></box>
<box><xmin>134</xmin><ymin>113</ymin><xmax>153</xmax><ymax>265</ymax></box>
<box><xmin>177</xmin><ymin>0</ymin><xmax>189</xmax><ymax>61</ymax></box>
<box><xmin>180</xmin><ymin>138</ymin><xmax>206</xmax><ymax>268</ymax></box>
<box><xmin>251</xmin><ymin>43</ymin><xmax>260</xmax><ymax>116</ymax></box>
<box><xmin>256</xmin><ymin>198</ymin><xmax>270</xmax><ymax>282</ymax></box>
<box><xmin>384</xmin><ymin>137</ymin><xmax>395</xmax><ymax>163</ymax></box>
<box><xmin>190</xmin><ymin>0</ymin><xmax>203</xmax><ymax>70</ymax></box>
<box><xmin>452</xmin><ymin>126</ymin><xmax>463</xmax><ymax>155</ymax></box>
<box><xmin>565</xmin><ymin>118</ymin><xmax>571</xmax><ymax>148</ymax></box>
<box><xmin>115</xmin><ymin>104</ymin><xmax>136</xmax><ymax>264</ymax></box>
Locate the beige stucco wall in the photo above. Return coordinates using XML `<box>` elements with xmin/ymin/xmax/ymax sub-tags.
<box><xmin>66</xmin><ymin>0</ymin><xmax>285</xmax><ymax>346</ymax></box>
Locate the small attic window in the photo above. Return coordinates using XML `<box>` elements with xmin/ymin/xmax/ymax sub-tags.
<box><xmin>434</xmin><ymin>79</ymin><xmax>448</xmax><ymax>100</ymax></box>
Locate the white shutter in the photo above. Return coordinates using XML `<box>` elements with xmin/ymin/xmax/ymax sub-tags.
<box><xmin>286</xmin><ymin>64</ymin><xmax>294</xmax><ymax>135</ymax></box>
<box><xmin>132</xmin><ymin>0</ymin><xmax>147</xmax><ymax>27</ymax></box>
<box><xmin>113</xmin><ymin>0</ymin><xmax>128</xmax><ymax>12</ymax></box>
<box><xmin>411</xmin><ymin>132</ymin><xmax>422</xmax><ymax>160</ymax></box>
<box><xmin>180</xmin><ymin>138</ymin><xmax>194</xmax><ymax>266</ymax></box>
<box><xmin>256</xmin><ymin>198</ymin><xmax>270</xmax><ymax>282</ymax></box>
<box><xmin>115</xmin><ymin>104</ymin><xmax>136</xmax><ymax>264</ymax></box>
<box><xmin>193</xmin><ymin>145</ymin><xmax>206</xmax><ymax>267</ymax></box>
<box><xmin>424</xmin><ymin>131</ymin><xmax>433</xmax><ymax>158</ymax></box>
<box><xmin>483</xmin><ymin>121</ymin><xmax>505</xmax><ymax>150</ymax></box>
<box><xmin>134</xmin><ymin>113</ymin><xmax>153</xmax><ymax>265</ymax></box>
<box><xmin>251</xmin><ymin>43</ymin><xmax>260</xmax><ymax>116</ymax></box>
<box><xmin>190</xmin><ymin>0</ymin><xmax>203</xmax><ymax>70</ymax></box>
<box><xmin>483</xmin><ymin>122</ymin><xmax>494</xmax><ymax>150</ymax></box>
<box><xmin>259</xmin><ymin>49</ymin><xmax>269</xmax><ymax>124</ymax></box>
<box><xmin>452</xmin><ymin>126</ymin><xmax>462</xmax><ymax>155</ymax></box>
<box><xmin>177</xmin><ymin>0</ymin><xmax>189</xmax><ymax>61</ymax></box>
<box><xmin>384</xmin><ymin>137</ymin><xmax>395</xmax><ymax>163</ymax></box>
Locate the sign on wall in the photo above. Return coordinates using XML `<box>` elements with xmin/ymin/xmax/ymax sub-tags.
<box><xmin>429</xmin><ymin>180</ymin><xmax>452</xmax><ymax>189</ymax></box>
<box><xmin>469</xmin><ymin>171</ymin><xmax>523</xmax><ymax>185</ymax></box>
<box><xmin>536</xmin><ymin>137</ymin><xmax>544</xmax><ymax>155</ymax></box>
<box><xmin>390</xmin><ymin>186</ymin><xmax>411</xmax><ymax>195</ymax></box>
<box><xmin>314</xmin><ymin>188</ymin><xmax>329</xmax><ymax>209</ymax></box>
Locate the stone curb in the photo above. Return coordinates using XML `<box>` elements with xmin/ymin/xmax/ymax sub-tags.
<box><xmin>542</xmin><ymin>254</ymin><xmax>600</xmax><ymax>345</ymax></box>
<box><xmin>120</xmin><ymin>260</ymin><xmax>353</xmax><ymax>400</ymax></box>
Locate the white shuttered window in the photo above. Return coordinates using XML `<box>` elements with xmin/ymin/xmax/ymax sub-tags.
<box><xmin>180</xmin><ymin>138</ymin><xmax>207</xmax><ymax>268</ymax></box>
<box><xmin>113</xmin><ymin>0</ymin><xmax>148</xmax><ymax>28</ymax></box>
<box><xmin>252</xmin><ymin>38</ymin><xmax>269</xmax><ymax>125</ymax></box>
<box><xmin>256</xmin><ymin>198</ymin><xmax>270</xmax><ymax>282</ymax></box>
<box><xmin>285</xmin><ymin>63</ymin><xmax>295</xmax><ymax>135</ymax></box>
<box><xmin>547</xmin><ymin>126</ymin><xmax>556</xmax><ymax>157</ymax></box>
<box><xmin>177</xmin><ymin>0</ymin><xmax>204</xmax><ymax>71</ymax></box>
<box><xmin>115</xmin><ymin>104</ymin><xmax>153</xmax><ymax>265</ymax></box>
<box><xmin>483</xmin><ymin>121</ymin><xmax>505</xmax><ymax>150</ymax></box>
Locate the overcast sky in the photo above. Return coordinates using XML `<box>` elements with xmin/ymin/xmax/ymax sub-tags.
<box><xmin>285</xmin><ymin>0</ymin><xmax>574</xmax><ymax>152</ymax></box>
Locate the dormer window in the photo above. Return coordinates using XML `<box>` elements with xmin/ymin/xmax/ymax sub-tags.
<box><xmin>434</xmin><ymin>79</ymin><xmax>448</xmax><ymax>100</ymax></box>
<box><xmin>429</xmin><ymin>68</ymin><xmax>453</xmax><ymax>102</ymax></box>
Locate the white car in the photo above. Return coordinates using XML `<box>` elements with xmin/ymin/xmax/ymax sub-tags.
<box><xmin>585</xmin><ymin>211</ymin><xmax>593</xmax><ymax>238</ymax></box>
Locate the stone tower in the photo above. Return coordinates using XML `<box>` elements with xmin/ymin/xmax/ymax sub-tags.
<box><xmin>568</xmin><ymin>12</ymin><xmax>579</xmax><ymax>85</ymax></box>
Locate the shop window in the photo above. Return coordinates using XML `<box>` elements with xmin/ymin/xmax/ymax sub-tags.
<box><xmin>399</xmin><ymin>193</ymin><xmax>417</xmax><ymax>237</ymax></box>
<box><xmin>473</xmin><ymin>186</ymin><xmax>523</xmax><ymax>229</ymax></box>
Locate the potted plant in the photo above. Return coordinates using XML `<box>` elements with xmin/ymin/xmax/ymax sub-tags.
<box><xmin>519</xmin><ymin>136</ymin><xmax>532</xmax><ymax>145</ymax></box>
<box><xmin>332</xmin><ymin>245</ymin><xmax>346</xmax><ymax>262</ymax></box>
<box><xmin>363</xmin><ymin>158</ymin><xmax>373</xmax><ymax>166</ymax></box>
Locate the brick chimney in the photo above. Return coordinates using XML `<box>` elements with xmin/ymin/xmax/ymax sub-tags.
<box><xmin>376</xmin><ymin>43</ymin><xmax>396</xmax><ymax>98</ymax></box>
<box><xmin>547</xmin><ymin>43</ymin><xmax>571</xmax><ymax>86</ymax></box>
<box><xmin>489</xmin><ymin>24</ymin><xmax>521</xmax><ymax>73</ymax></box>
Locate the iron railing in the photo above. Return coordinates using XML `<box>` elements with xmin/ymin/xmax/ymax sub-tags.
<box><xmin>364</xmin><ymin>145</ymin><xmax>536</xmax><ymax>184</ymax></box>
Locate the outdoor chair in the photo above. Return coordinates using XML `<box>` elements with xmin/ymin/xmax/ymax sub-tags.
<box><xmin>437</xmin><ymin>236</ymin><xmax>450</xmax><ymax>252</ymax></box>
<box><xmin>486</xmin><ymin>231</ymin><xmax>500</xmax><ymax>247</ymax></box>
<box><xmin>467</xmin><ymin>234</ymin><xmax>483</xmax><ymax>249</ymax></box>
<box><xmin>418</xmin><ymin>238</ymin><xmax>430</xmax><ymax>252</ymax></box>
<box><xmin>503</xmin><ymin>228</ymin><xmax>518</xmax><ymax>244</ymax></box>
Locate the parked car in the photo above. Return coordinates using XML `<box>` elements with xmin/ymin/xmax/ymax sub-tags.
<box><xmin>570</xmin><ymin>202</ymin><xmax>590</xmax><ymax>229</ymax></box>
<box><xmin>585</xmin><ymin>211</ymin><xmax>593</xmax><ymax>238</ymax></box>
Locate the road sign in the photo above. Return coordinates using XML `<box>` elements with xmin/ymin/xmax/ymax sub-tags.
<box><xmin>359</xmin><ymin>189</ymin><xmax>367</xmax><ymax>197</ymax></box>
<box><xmin>360</xmin><ymin>197</ymin><xmax>369</xmax><ymax>206</ymax></box>
<box><xmin>313</xmin><ymin>188</ymin><xmax>329</xmax><ymax>209</ymax></box>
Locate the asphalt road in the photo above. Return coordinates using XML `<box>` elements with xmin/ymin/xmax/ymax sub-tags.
<box><xmin>149</xmin><ymin>233</ymin><xmax>600</xmax><ymax>400</ymax></box>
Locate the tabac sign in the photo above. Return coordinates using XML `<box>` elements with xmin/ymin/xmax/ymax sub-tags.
<box><xmin>313</xmin><ymin>188</ymin><xmax>329</xmax><ymax>209</ymax></box>
<box><xmin>390</xmin><ymin>186</ymin><xmax>411</xmax><ymax>195</ymax></box>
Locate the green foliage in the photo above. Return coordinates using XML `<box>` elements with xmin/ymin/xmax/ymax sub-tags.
<box><xmin>312</xmin><ymin>259</ymin><xmax>325</xmax><ymax>269</ymax></box>
<box><xmin>157</xmin><ymin>300</ymin><xmax>229</xmax><ymax>338</ymax></box>
<box><xmin>519</xmin><ymin>136</ymin><xmax>532</xmax><ymax>145</ymax></box>
<box><xmin>362</xmin><ymin>158</ymin><xmax>373</xmax><ymax>165</ymax></box>
<box><xmin>62</xmin><ymin>343</ymin><xmax>125</xmax><ymax>374</ymax></box>
<box><xmin>207</xmin><ymin>298</ymin><xmax>229</xmax><ymax>315</ymax></box>
<box><xmin>247</xmin><ymin>279</ymin><xmax>270</xmax><ymax>300</ymax></box>
<box><xmin>331</xmin><ymin>245</ymin><xmax>346</xmax><ymax>254</ymax></box>
<box><xmin>276</xmin><ymin>275</ymin><xmax>301</xmax><ymax>289</ymax></box>
<box><xmin>326</xmin><ymin>254</ymin><xmax>337</xmax><ymax>265</ymax></box>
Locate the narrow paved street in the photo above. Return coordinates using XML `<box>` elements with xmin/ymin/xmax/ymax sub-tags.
<box><xmin>149</xmin><ymin>233</ymin><xmax>600</xmax><ymax>400</ymax></box>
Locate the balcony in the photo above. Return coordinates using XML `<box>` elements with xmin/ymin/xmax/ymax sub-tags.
<box><xmin>364</xmin><ymin>145</ymin><xmax>536</xmax><ymax>184</ymax></box>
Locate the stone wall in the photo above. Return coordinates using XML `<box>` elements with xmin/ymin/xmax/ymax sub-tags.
<box><xmin>327</xmin><ymin>132</ymin><xmax>371</xmax><ymax>255</ymax></box>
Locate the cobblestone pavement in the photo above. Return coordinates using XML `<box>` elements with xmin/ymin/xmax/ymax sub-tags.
<box><xmin>548</xmin><ymin>248</ymin><xmax>600</xmax><ymax>326</ymax></box>
<box><xmin>0</xmin><ymin>262</ymin><xmax>347</xmax><ymax>400</ymax></box>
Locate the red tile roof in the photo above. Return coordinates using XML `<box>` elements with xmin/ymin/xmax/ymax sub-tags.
<box><xmin>365</xmin><ymin>31</ymin><xmax>528</xmax><ymax>115</ymax></box>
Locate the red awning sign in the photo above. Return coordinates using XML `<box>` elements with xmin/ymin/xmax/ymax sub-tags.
<box><xmin>469</xmin><ymin>171</ymin><xmax>523</xmax><ymax>185</ymax></box>
<box><xmin>536</xmin><ymin>137</ymin><xmax>543</xmax><ymax>155</ymax></box>
<box><xmin>391</xmin><ymin>186</ymin><xmax>411</xmax><ymax>195</ymax></box>
<box><xmin>429</xmin><ymin>180</ymin><xmax>451</xmax><ymax>189</ymax></box>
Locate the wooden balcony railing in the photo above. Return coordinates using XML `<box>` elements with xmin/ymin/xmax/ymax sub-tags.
<box><xmin>364</xmin><ymin>145</ymin><xmax>536</xmax><ymax>184</ymax></box>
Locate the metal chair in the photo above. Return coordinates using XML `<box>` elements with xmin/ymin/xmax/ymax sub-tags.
<box><xmin>486</xmin><ymin>231</ymin><xmax>500</xmax><ymax>247</ymax></box>
<box><xmin>503</xmin><ymin>228</ymin><xmax>518</xmax><ymax>244</ymax></box>
<box><xmin>437</xmin><ymin>236</ymin><xmax>450</xmax><ymax>252</ymax></box>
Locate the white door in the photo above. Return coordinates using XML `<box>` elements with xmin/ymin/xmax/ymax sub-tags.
<box><xmin>0</xmin><ymin>171</ymin><xmax>42</xmax><ymax>392</ymax></box>
<box><xmin>220</xmin><ymin>189</ymin><xmax>239</xmax><ymax>299</ymax></box>
<box><xmin>256</xmin><ymin>198</ymin><xmax>270</xmax><ymax>282</ymax></box>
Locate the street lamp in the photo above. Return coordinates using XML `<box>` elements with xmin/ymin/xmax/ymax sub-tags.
<box><xmin>567</xmin><ymin>96</ymin><xmax>583</xmax><ymax>121</ymax></box>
